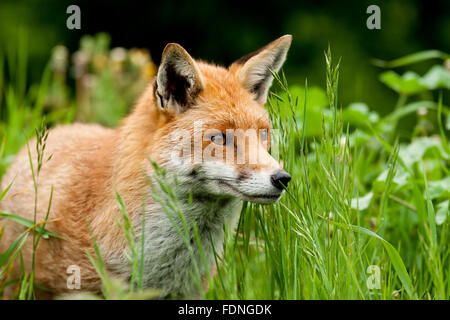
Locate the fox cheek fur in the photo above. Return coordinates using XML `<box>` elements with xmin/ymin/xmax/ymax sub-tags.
<box><xmin>0</xmin><ymin>35</ymin><xmax>292</xmax><ymax>298</ymax></box>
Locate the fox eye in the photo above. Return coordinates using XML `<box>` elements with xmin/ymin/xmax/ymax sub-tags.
<box><xmin>210</xmin><ymin>132</ymin><xmax>226</xmax><ymax>145</ymax></box>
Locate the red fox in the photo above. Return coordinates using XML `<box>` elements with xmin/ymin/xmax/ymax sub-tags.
<box><xmin>0</xmin><ymin>35</ymin><xmax>292</xmax><ymax>298</ymax></box>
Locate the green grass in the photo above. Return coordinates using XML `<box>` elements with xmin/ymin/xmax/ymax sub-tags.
<box><xmin>205</xmin><ymin>50</ymin><xmax>448</xmax><ymax>300</ymax></box>
<box><xmin>0</xmin><ymin>38</ymin><xmax>449</xmax><ymax>300</ymax></box>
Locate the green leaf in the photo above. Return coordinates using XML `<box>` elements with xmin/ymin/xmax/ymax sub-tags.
<box><xmin>435</xmin><ymin>201</ymin><xmax>449</xmax><ymax>225</ymax></box>
<box><xmin>292</xmin><ymin>85</ymin><xmax>328</xmax><ymax>111</ymax></box>
<box><xmin>343</xmin><ymin>103</ymin><xmax>379</xmax><ymax>128</ymax></box>
<box><xmin>0</xmin><ymin>212</ymin><xmax>64</xmax><ymax>240</ymax></box>
<box><xmin>0</xmin><ymin>231</ymin><xmax>28</xmax><ymax>266</ymax></box>
<box><xmin>0</xmin><ymin>179</ymin><xmax>14</xmax><ymax>202</ymax></box>
<box><xmin>421</xmin><ymin>65</ymin><xmax>450</xmax><ymax>90</ymax></box>
<box><xmin>436</xmin><ymin>91</ymin><xmax>450</xmax><ymax>157</ymax></box>
<box><xmin>383</xmin><ymin>101</ymin><xmax>450</xmax><ymax>124</ymax></box>
<box><xmin>351</xmin><ymin>191</ymin><xmax>373</xmax><ymax>211</ymax></box>
<box><xmin>348</xmin><ymin>129</ymin><xmax>372</xmax><ymax>148</ymax></box>
<box><xmin>372</xmin><ymin>50</ymin><xmax>450</xmax><ymax>68</ymax></box>
<box><xmin>374</xmin><ymin>167</ymin><xmax>409</xmax><ymax>192</ymax></box>
<box><xmin>399</xmin><ymin>137</ymin><xmax>448</xmax><ymax>168</ymax></box>
<box><xmin>380</xmin><ymin>65</ymin><xmax>450</xmax><ymax>95</ymax></box>
<box><xmin>380</xmin><ymin>71</ymin><xmax>428</xmax><ymax>95</ymax></box>
<box><xmin>427</xmin><ymin>176</ymin><xmax>450</xmax><ymax>199</ymax></box>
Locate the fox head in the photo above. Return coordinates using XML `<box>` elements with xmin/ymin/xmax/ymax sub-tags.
<box><xmin>143</xmin><ymin>35</ymin><xmax>292</xmax><ymax>204</ymax></box>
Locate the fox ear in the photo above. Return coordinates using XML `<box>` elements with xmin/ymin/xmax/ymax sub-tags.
<box><xmin>230</xmin><ymin>35</ymin><xmax>292</xmax><ymax>104</ymax></box>
<box><xmin>155</xmin><ymin>43</ymin><xmax>204</xmax><ymax>113</ymax></box>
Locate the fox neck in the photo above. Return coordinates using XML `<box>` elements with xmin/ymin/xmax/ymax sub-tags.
<box><xmin>138</xmin><ymin>192</ymin><xmax>242</xmax><ymax>296</ymax></box>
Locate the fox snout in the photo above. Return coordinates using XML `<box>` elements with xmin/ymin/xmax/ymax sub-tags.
<box><xmin>270</xmin><ymin>169</ymin><xmax>291</xmax><ymax>190</ymax></box>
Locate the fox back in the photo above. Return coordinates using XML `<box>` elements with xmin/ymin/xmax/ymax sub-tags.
<box><xmin>0</xmin><ymin>35</ymin><xmax>292</xmax><ymax>298</ymax></box>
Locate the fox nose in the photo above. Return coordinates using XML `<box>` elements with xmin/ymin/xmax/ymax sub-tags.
<box><xmin>270</xmin><ymin>170</ymin><xmax>291</xmax><ymax>190</ymax></box>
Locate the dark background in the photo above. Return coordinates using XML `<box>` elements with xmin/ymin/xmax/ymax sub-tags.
<box><xmin>0</xmin><ymin>0</ymin><xmax>449</xmax><ymax>114</ymax></box>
